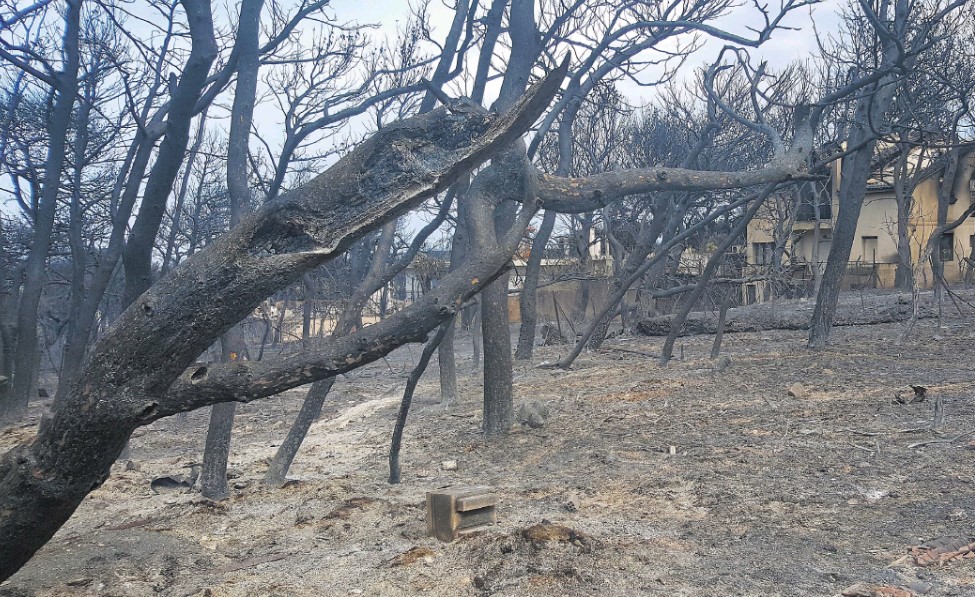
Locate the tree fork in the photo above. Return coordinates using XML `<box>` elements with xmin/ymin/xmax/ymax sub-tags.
<box><xmin>0</xmin><ymin>64</ymin><xmax>566</xmax><ymax>581</ymax></box>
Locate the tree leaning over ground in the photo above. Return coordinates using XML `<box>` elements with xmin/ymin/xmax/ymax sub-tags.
<box><xmin>0</xmin><ymin>65</ymin><xmax>567</xmax><ymax>581</ymax></box>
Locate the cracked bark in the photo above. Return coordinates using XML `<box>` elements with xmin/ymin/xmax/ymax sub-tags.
<box><xmin>0</xmin><ymin>67</ymin><xmax>564</xmax><ymax>580</ymax></box>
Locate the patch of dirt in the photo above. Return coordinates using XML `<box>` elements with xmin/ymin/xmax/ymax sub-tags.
<box><xmin>4</xmin><ymin>292</ymin><xmax>975</xmax><ymax>596</ymax></box>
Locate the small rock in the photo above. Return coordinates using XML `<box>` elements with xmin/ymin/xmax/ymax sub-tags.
<box><xmin>66</xmin><ymin>577</ymin><xmax>93</xmax><ymax>587</ymax></box>
<box><xmin>125</xmin><ymin>460</ymin><xmax>141</xmax><ymax>471</ymax></box>
<box><xmin>864</xmin><ymin>489</ymin><xmax>888</xmax><ymax>502</ymax></box>
<box><xmin>441</xmin><ymin>460</ymin><xmax>458</xmax><ymax>471</ymax></box>
<box><xmin>517</xmin><ymin>400</ymin><xmax>550</xmax><ymax>429</ymax></box>
<box><xmin>233</xmin><ymin>481</ymin><xmax>249</xmax><ymax>490</ymax></box>
<box><xmin>787</xmin><ymin>383</ymin><xmax>809</xmax><ymax>398</ymax></box>
<box><xmin>904</xmin><ymin>580</ymin><xmax>933</xmax><ymax>594</ymax></box>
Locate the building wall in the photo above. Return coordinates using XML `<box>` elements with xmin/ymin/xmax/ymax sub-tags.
<box><xmin>744</xmin><ymin>154</ymin><xmax>975</xmax><ymax>302</ymax></box>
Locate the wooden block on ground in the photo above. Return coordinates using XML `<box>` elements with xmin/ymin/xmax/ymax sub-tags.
<box><xmin>426</xmin><ymin>486</ymin><xmax>498</xmax><ymax>542</ymax></box>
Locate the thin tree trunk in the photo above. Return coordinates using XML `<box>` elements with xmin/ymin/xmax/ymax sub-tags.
<box><xmin>893</xmin><ymin>149</ymin><xmax>915</xmax><ymax>290</ymax></box>
<box><xmin>515</xmin><ymin>210</ymin><xmax>556</xmax><ymax>359</ymax></box>
<box><xmin>389</xmin><ymin>323</ymin><xmax>451</xmax><ymax>483</ymax></box>
<box><xmin>121</xmin><ymin>0</ymin><xmax>217</xmax><ymax>306</ymax></box>
<box><xmin>660</xmin><ymin>191</ymin><xmax>767</xmax><ymax>363</ymax></box>
<box><xmin>437</xmin><ymin>318</ymin><xmax>458</xmax><ymax>408</ymax></box>
<box><xmin>710</xmin><ymin>293</ymin><xmax>731</xmax><ymax>359</ymax></box>
<box><xmin>199</xmin><ymin>329</ymin><xmax>247</xmax><ymax>499</ymax></box>
<box><xmin>263</xmin><ymin>377</ymin><xmax>335</xmax><ymax>486</ymax></box>
<box><xmin>471</xmin><ymin>0</ymin><xmax>540</xmax><ymax>436</ymax></box>
<box><xmin>4</xmin><ymin>0</ymin><xmax>82</xmax><ymax>422</ymax></box>
<box><xmin>198</xmin><ymin>0</ymin><xmax>263</xmax><ymax>496</ymax></box>
<box><xmin>807</xmin><ymin>6</ymin><xmax>905</xmax><ymax>348</ymax></box>
<box><xmin>438</xmin><ymin>188</ymin><xmax>469</xmax><ymax>404</ymax></box>
<box><xmin>62</xmin><ymin>82</ymin><xmax>93</xmax><ymax>390</ymax></box>
<box><xmin>480</xmin><ymin>270</ymin><xmax>513</xmax><ymax>435</ymax></box>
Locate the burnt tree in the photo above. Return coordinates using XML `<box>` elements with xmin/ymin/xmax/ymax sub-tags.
<box><xmin>0</xmin><ymin>69</ymin><xmax>565</xmax><ymax>580</ymax></box>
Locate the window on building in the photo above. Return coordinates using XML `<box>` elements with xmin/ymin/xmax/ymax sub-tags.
<box><xmin>940</xmin><ymin>233</ymin><xmax>955</xmax><ymax>262</ymax></box>
<box><xmin>753</xmin><ymin>242</ymin><xmax>774</xmax><ymax>266</ymax></box>
<box><xmin>862</xmin><ymin>236</ymin><xmax>878</xmax><ymax>263</ymax></box>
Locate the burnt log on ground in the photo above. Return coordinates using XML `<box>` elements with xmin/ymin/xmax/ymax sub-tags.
<box><xmin>635</xmin><ymin>290</ymin><xmax>962</xmax><ymax>337</ymax></box>
<box><xmin>0</xmin><ymin>66</ymin><xmax>566</xmax><ymax>582</ymax></box>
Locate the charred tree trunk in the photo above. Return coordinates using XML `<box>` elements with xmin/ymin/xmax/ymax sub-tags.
<box><xmin>264</xmin><ymin>222</ymin><xmax>396</xmax><ymax>486</ymax></box>
<box><xmin>199</xmin><ymin>329</ymin><xmax>248</xmax><ymax>499</ymax></box>
<box><xmin>469</xmin><ymin>0</ymin><xmax>540</xmax><ymax>435</ymax></box>
<box><xmin>198</xmin><ymin>0</ymin><xmax>264</xmax><ymax>498</ymax></box>
<box><xmin>710</xmin><ymin>292</ymin><xmax>731</xmax><ymax>359</ymax></box>
<box><xmin>121</xmin><ymin>0</ymin><xmax>218</xmax><ymax>306</ymax></box>
<box><xmin>263</xmin><ymin>377</ymin><xmax>335</xmax><ymax>486</ymax></box>
<box><xmin>389</xmin><ymin>322</ymin><xmax>451</xmax><ymax>483</ymax></box>
<box><xmin>0</xmin><ymin>71</ymin><xmax>563</xmax><ymax>579</ymax></box>
<box><xmin>807</xmin><ymin>2</ymin><xmax>908</xmax><ymax>348</ymax></box>
<box><xmin>893</xmin><ymin>148</ymin><xmax>915</xmax><ymax>291</ymax></box>
<box><xmin>515</xmin><ymin>210</ymin><xmax>557</xmax><ymax>359</ymax></box>
<box><xmin>660</xmin><ymin>189</ymin><xmax>768</xmax><ymax>363</ymax></box>
<box><xmin>4</xmin><ymin>0</ymin><xmax>81</xmax><ymax>421</ymax></box>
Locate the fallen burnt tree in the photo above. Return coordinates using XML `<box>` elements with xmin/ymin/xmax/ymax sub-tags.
<box><xmin>636</xmin><ymin>290</ymin><xmax>953</xmax><ymax>337</ymax></box>
<box><xmin>0</xmin><ymin>67</ymin><xmax>565</xmax><ymax>582</ymax></box>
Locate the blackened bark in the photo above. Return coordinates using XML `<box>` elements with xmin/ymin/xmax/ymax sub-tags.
<box><xmin>263</xmin><ymin>377</ymin><xmax>335</xmax><ymax>487</ymax></box>
<box><xmin>62</xmin><ymin>79</ymin><xmax>93</xmax><ymax>392</ymax></box>
<box><xmin>893</xmin><ymin>147</ymin><xmax>915</xmax><ymax>290</ymax></box>
<box><xmin>660</xmin><ymin>189</ymin><xmax>768</xmax><ymax>363</ymax></box>
<box><xmin>4</xmin><ymin>0</ymin><xmax>81</xmax><ymax>421</ymax></box>
<box><xmin>466</xmin><ymin>155</ymin><xmax>533</xmax><ymax>436</ymax></box>
<box><xmin>0</xmin><ymin>69</ymin><xmax>564</xmax><ymax>580</ymax></box>
<box><xmin>56</xmin><ymin>138</ymin><xmax>156</xmax><ymax>399</ymax></box>
<box><xmin>199</xmin><ymin>402</ymin><xmax>235</xmax><ymax>498</ymax></box>
<box><xmin>438</xmin><ymin>187</ymin><xmax>470</xmax><ymax>405</ymax></box>
<box><xmin>807</xmin><ymin>1</ymin><xmax>909</xmax><ymax>348</ymax></box>
<box><xmin>389</xmin><ymin>322</ymin><xmax>451</xmax><ymax>483</ymax></box>
<box><xmin>480</xmin><ymin>266</ymin><xmax>514</xmax><ymax>435</ymax></box>
<box><xmin>436</xmin><ymin>318</ymin><xmax>458</xmax><ymax>407</ymax></box>
<box><xmin>473</xmin><ymin>0</ymin><xmax>541</xmax><ymax>436</ymax></box>
<box><xmin>200</xmin><ymin>329</ymin><xmax>247</xmax><ymax>500</ymax></box>
<box><xmin>515</xmin><ymin>209</ymin><xmax>556</xmax><ymax>359</ymax></box>
<box><xmin>121</xmin><ymin>0</ymin><xmax>218</xmax><ymax>306</ymax></box>
<box><xmin>199</xmin><ymin>0</ymin><xmax>263</xmax><ymax>497</ymax></box>
<box><xmin>710</xmin><ymin>293</ymin><xmax>731</xmax><ymax>359</ymax></box>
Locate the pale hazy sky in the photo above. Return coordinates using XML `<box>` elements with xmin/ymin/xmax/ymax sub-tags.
<box><xmin>330</xmin><ymin>0</ymin><xmax>844</xmax><ymax>106</ymax></box>
<box><xmin>320</xmin><ymin>0</ymin><xmax>845</xmax><ymax>238</ymax></box>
